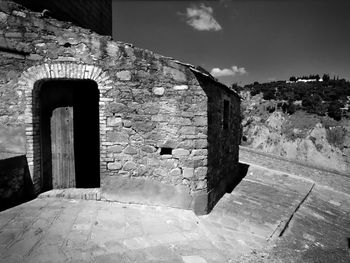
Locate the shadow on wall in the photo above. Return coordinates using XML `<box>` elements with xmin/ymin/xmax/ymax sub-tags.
<box><xmin>226</xmin><ymin>163</ymin><xmax>250</xmax><ymax>193</ymax></box>
<box><xmin>0</xmin><ymin>155</ymin><xmax>35</xmax><ymax>212</ymax></box>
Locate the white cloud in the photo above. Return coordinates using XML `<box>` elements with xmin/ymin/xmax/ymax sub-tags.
<box><xmin>183</xmin><ymin>4</ymin><xmax>222</xmax><ymax>31</ymax></box>
<box><xmin>210</xmin><ymin>66</ymin><xmax>247</xmax><ymax>77</ymax></box>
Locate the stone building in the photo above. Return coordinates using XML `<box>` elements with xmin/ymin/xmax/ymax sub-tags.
<box><xmin>0</xmin><ymin>0</ymin><xmax>241</xmax><ymax>214</ymax></box>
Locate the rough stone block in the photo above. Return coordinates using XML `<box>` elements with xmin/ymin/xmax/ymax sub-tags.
<box><xmin>182</xmin><ymin>168</ymin><xmax>194</xmax><ymax>179</ymax></box>
<box><xmin>163</xmin><ymin>66</ymin><xmax>186</xmax><ymax>82</ymax></box>
<box><xmin>194</xmin><ymin>167</ymin><xmax>207</xmax><ymax>179</ymax></box>
<box><xmin>123</xmin><ymin>161</ymin><xmax>137</xmax><ymax>171</ymax></box>
<box><xmin>141</xmin><ymin>145</ymin><xmax>156</xmax><ymax>153</ymax></box>
<box><xmin>173</xmin><ymin>84</ymin><xmax>188</xmax><ymax>90</ymax></box>
<box><xmin>124</xmin><ymin>146</ymin><xmax>138</xmax><ymax>155</ymax></box>
<box><xmin>195</xmin><ymin>139</ymin><xmax>208</xmax><ymax>149</ymax></box>
<box><xmin>107</xmin><ymin>162</ymin><xmax>122</xmax><ymax>170</ymax></box>
<box><xmin>170</xmin><ymin>168</ymin><xmax>182</xmax><ymax>177</ymax></box>
<box><xmin>191</xmin><ymin>149</ymin><xmax>208</xmax><ymax>156</ymax></box>
<box><xmin>194</xmin><ymin>116</ymin><xmax>206</xmax><ymax>126</ymax></box>
<box><xmin>122</xmin><ymin>120</ymin><xmax>132</xmax><ymax>128</ymax></box>
<box><xmin>179</xmin><ymin>126</ymin><xmax>196</xmax><ymax>135</ymax></box>
<box><xmin>107</xmin><ymin>102</ymin><xmax>127</xmax><ymax>115</ymax></box>
<box><xmin>133</xmin><ymin>121</ymin><xmax>156</xmax><ymax>133</ymax></box>
<box><xmin>172</xmin><ymin>148</ymin><xmax>190</xmax><ymax>158</ymax></box>
<box><xmin>107</xmin><ymin>145</ymin><xmax>124</xmax><ymax>153</ymax></box>
<box><xmin>153</xmin><ymin>87</ymin><xmax>165</xmax><ymax>96</ymax></box>
<box><xmin>106</xmin><ymin>131</ymin><xmax>129</xmax><ymax>144</ymax></box>
<box><xmin>177</xmin><ymin>140</ymin><xmax>195</xmax><ymax>149</ymax></box>
<box><xmin>116</xmin><ymin>70</ymin><xmax>131</xmax><ymax>81</ymax></box>
<box><xmin>107</xmin><ymin>117</ymin><xmax>122</xmax><ymax>126</ymax></box>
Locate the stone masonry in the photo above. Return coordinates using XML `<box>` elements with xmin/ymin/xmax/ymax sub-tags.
<box><xmin>0</xmin><ymin>1</ymin><xmax>241</xmax><ymax>214</ymax></box>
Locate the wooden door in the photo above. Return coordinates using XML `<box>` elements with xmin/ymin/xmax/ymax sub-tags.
<box><xmin>51</xmin><ymin>107</ymin><xmax>75</xmax><ymax>188</ymax></box>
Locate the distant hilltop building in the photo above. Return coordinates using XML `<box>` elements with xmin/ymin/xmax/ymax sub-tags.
<box><xmin>287</xmin><ymin>76</ymin><xmax>323</xmax><ymax>83</ymax></box>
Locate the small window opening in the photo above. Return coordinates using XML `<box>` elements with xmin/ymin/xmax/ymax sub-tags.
<box><xmin>223</xmin><ymin>100</ymin><xmax>230</xmax><ymax>130</ymax></box>
<box><xmin>160</xmin><ymin>147</ymin><xmax>172</xmax><ymax>155</ymax></box>
<box><xmin>63</xmin><ymin>42</ymin><xmax>72</xmax><ymax>48</ymax></box>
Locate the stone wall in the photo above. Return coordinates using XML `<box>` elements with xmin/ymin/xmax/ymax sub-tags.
<box><xmin>0</xmin><ymin>2</ymin><xmax>240</xmax><ymax>214</ymax></box>
<box><xmin>12</xmin><ymin>0</ymin><xmax>112</xmax><ymax>35</ymax></box>
<box><xmin>194</xmin><ymin>73</ymin><xmax>241</xmax><ymax>212</ymax></box>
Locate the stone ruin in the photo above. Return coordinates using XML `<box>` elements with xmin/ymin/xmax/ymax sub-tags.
<box><xmin>0</xmin><ymin>0</ymin><xmax>241</xmax><ymax>214</ymax></box>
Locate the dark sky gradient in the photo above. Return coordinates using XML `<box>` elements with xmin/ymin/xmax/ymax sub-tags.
<box><xmin>113</xmin><ymin>0</ymin><xmax>350</xmax><ymax>86</ymax></box>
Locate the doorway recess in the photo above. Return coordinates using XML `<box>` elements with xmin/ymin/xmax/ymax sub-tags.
<box><xmin>36</xmin><ymin>79</ymin><xmax>100</xmax><ymax>190</ymax></box>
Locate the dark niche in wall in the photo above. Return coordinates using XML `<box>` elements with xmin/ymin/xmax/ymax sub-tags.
<box><xmin>35</xmin><ymin>79</ymin><xmax>100</xmax><ymax>190</ymax></box>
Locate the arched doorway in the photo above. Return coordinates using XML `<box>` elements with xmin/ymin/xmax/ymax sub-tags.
<box><xmin>35</xmin><ymin>79</ymin><xmax>100</xmax><ymax>190</ymax></box>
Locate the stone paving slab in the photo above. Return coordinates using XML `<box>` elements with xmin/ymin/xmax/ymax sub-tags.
<box><xmin>0</xmin><ymin>198</ymin><xmax>231</xmax><ymax>263</ymax></box>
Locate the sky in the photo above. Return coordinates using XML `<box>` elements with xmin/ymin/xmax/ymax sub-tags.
<box><xmin>112</xmin><ymin>0</ymin><xmax>350</xmax><ymax>86</ymax></box>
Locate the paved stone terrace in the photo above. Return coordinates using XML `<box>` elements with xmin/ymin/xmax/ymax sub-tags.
<box><xmin>1</xmin><ymin>163</ymin><xmax>349</xmax><ymax>262</ymax></box>
<box><xmin>0</xmin><ymin>198</ymin><xmax>230</xmax><ymax>263</ymax></box>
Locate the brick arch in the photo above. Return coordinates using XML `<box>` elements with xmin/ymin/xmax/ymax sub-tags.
<box><xmin>18</xmin><ymin>62</ymin><xmax>112</xmax><ymax>193</ymax></box>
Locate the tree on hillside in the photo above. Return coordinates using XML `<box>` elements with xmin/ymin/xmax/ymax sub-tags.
<box><xmin>302</xmin><ymin>94</ymin><xmax>326</xmax><ymax>115</ymax></box>
<box><xmin>328</xmin><ymin>101</ymin><xmax>343</xmax><ymax>121</ymax></box>
<box><xmin>263</xmin><ymin>90</ymin><xmax>275</xmax><ymax>100</ymax></box>
<box><xmin>322</xmin><ymin>73</ymin><xmax>330</xmax><ymax>82</ymax></box>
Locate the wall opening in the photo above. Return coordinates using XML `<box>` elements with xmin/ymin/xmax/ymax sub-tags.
<box><xmin>35</xmin><ymin>79</ymin><xmax>100</xmax><ymax>190</ymax></box>
<box><xmin>160</xmin><ymin>147</ymin><xmax>172</xmax><ymax>155</ymax></box>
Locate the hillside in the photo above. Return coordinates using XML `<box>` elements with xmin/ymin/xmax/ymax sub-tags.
<box><xmin>238</xmin><ymin>79</ymin><xmax>350</xmax><ymax>173</ymax></box>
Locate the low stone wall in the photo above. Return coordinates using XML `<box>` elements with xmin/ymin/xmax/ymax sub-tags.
<box><xmin>0</xmin><ymin>153</ymin><xmax>35</xmax><ymax>211</ymax></box>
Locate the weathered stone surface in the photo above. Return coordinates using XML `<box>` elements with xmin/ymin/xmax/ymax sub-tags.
<box><xmin>172</xmin><ymin>148</ymin><xmax>190</xmax><ymax>158</ymax></box>
<box><xmin>123</xmin><ymin>161</ymin><xmax>137</xmax><ymax>171</ymax></box>
<box><xmin>170</xmin><ymin>168</ymin><xmax>182</xmax><ymax>177</ymax></box>
<box><xmin>122</xmin><ymin>119</ymin><xmax>132</xmax><ymax>128</ymax></box>
<box><xmin>27</xmin><ymin>54</ymin><xmax>43</xmax><ymax>61</ymax></box>
<box><xmin>173</xmin><ymin>85</ymin><xmax>188</xmax><ymax>90</ymax></box>
<box><xmin>195</xmin><ymin>139</ymin><xmax>208</xmax><ymax>149</ymax></box>
<box><xmin>107</xmin><ymin>131</ymin><xmax>129</xmax><ymax>144</ymax></box>
<box><xmin>194</xmin><ymin>167</ymin><xmax>207</xmax><ymax>179</ymax></box>
<box><xmin>107</xmin><ymin>117</ymin><xmax>122</xmax><ymax>126</ymax></box>
<box><xmin>159</xmin><ymin>139</ymin><xmax>178</xmax><ymax>149</ymax></box>
<box><xmin>133</xmin><ymin>121</ymin><xmax>156</xmax><ymax>133</ymax></box>
<box><xmin>183</xmin><ymin>168</ymin><xmax>194</xmax><ymax>179</ymax></box>
<box><xmin>195</xmin><ymin>180</ymin><xmax>207</xmax><ymax>190</ymax></box>
<box><xmin>124</xmin><ymin>146</ymin><xmax>138</xmax><ymax>155</ymax></box>
<box><xmin>153</xmin><ymin>87</ymin><xmax>165</xmax><ymax>96</ymax></box>
<box><xmin>107</xmin><ymin>103</ymin><xmax>127</xmax><ymax>114</ymax></box>
<box><xmin>177</xmin><ymin>140</ymin><xmax>195</xmax><ymax>149</ymax></box>
<box><xmin>107</xmin><ymin>145</ymin><xmax>124</xmax><ymax>153</ymax></box>
<box><xmin>116</xmin><ymin>70</ymin><xmax>131</xmax><ymax>80</ymax></box>
<box><xmin>163</xmin><ymin>66</ymin><xmax>186</xmax><ymax>82</ymax></box>
<box><xmin>107</xmin><ymin>162</ymin><xmax>122</xmax><ymax>170</ymax></box>
<box><xmin>169</xmin><ymin>117</ymin><xmax>191</xmax><ymax>125</ymax></box>
<box><xmin>194</xmin><ymin>116</ymin><xmax>206</xmax><ymax>126</ymax></box>
<box><xmin>141</xmin><ymin>145</ymin><xmax>156</xmax><ymax>153</ymax></box>
<box><xmin>179</xmin><ymin>126</ymin><xmax>196</xmax><ymax>135</ymax></box>
<box><xmin>191</xmin><ymin>149</ymin><xmax>208</xmax><ymax>156</ymax></box>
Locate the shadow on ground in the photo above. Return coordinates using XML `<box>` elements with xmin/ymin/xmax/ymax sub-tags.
<box><xmin>226</xmin><ymin>162</ymin><xmax>250</xmax><ymax>194</ymax></box>
<box><xmin>0</xmin><ymin>155</ymin><xmax>35</xmax><ymax>212</ymax></box>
